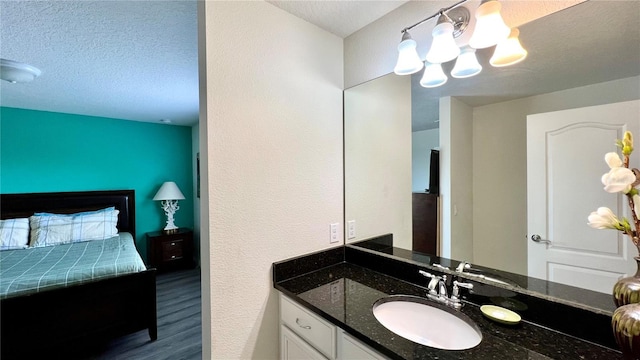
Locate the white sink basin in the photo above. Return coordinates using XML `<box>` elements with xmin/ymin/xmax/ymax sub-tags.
<box><xmin>372</xmin><ymin>295</ymin><xmax>482</xmax><ymax>350</ymax></box>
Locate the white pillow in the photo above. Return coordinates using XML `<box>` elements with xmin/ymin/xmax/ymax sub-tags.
<box><xmin>29</xmin><ymin>208</ymin><xmax>120</xmax><ymax>247</ymax></box>
<box><xmin>0</xmin><ymin>218</ymin><xmax>30</xmax><ymax>250</ymax></box>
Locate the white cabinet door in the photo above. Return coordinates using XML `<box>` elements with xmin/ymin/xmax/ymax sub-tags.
<box><xmin>281</xmin><ymin>325</ymin><xmax>329</xmax><ymax>360</ymax></box>
<box><xmin>338</xmin><ymin>331</ymin><xmax>388</xmax><ymax>360</ymax></box>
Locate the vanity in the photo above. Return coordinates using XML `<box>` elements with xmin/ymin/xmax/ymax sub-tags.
<box><xmin>273</xmin><ymin>237</ymin><xmax>622</xmax><ymax>359</ymax></box>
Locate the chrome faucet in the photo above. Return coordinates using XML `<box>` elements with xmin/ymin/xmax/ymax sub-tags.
<box><xmin>419</xmin><ymin>270</ymin><xmax>473</xmax><ymax>310</ymax></box>
<box><xmin>456</xmin><ymin>261</ymin><xmax>471</xmax><ymax>273</ymax></box>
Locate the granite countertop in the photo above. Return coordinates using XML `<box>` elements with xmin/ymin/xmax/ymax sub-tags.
<box><xmin>274</xmin><ymin>261</ymin><xmax>623</xmax><ymax>360</ymax></box>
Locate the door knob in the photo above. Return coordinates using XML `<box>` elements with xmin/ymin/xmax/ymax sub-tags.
<box><xmin>531</xmin><ymin>234</ymin><xmax>552</xmax><ymax>245</ymax></box>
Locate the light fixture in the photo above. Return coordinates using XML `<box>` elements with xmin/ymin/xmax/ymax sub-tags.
<box><xmin>393</xmin><ymin>0</ymin><xmax>526</xmax><ymax>88</ymax></box>
<box><xmin>490</xmin><ymin>28</ymin><xmax>528</xmax><ymax>67</ymax></box>
<box><xmin>451</xmin><ymin>46</ymin><xmax>482</xmax><ymax>78</ymax></box>
<box><xmin>393</xmin><ymin>30</ymin><xmax>424</xmax><ymax>75</ymax></box>
<box><xmin>153</xmin><ymin>181</ymin><xmax>186</xmax><ymax>233</ymax></box>
<box><xmin>468</xmin><ymin>0</ymin><xmax>510</xmax><ymax>49</ymax></box>
<box><xmin>0</xmin><ymin>59</ymin><xmax>41</xmax><ymax>83</ymax></box>
<box><xmin>420</xmin><ymin>62</ymin><xmax>448</xmax><ymax>88</ymax></box>
<box><xmin>425</xmin><ymin>13</ymin><xmax>461</xmax><ymax>64</ymax></box>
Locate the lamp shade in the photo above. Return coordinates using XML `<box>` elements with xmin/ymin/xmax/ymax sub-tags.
<box><xmin>0</xmin><ymin>59</ymin><xmax>41</xmax><ymax>83</ymax></box>
<box><xmin>490</xmin><ymin>28</ymin><xmax>527</xmax><ymax>67</ymax></box>
<box><xmin>468</xmin><ymin>0</ymin><xmax>510</xmax><ymax>49</ymax></box>
<box><xmin>420</xmin><ymin>62</ymin><xmax>448</xmax><ymax>88</ymax></box>
<box><xmin>394</xmin><ymin>31</ymin><xmax>424</xmax><ymax>75</ymax></box>
<box><xmin>451</xmin><ymin>47</ymin><xmax>482</xmax><ymax>78</ymax></box>
<box><xmin>153</xmin><ymin>181</ymin><xmax>185</xmax><ymax>201</ymax></box>
<box><xmin>425</xmin><ymin>16</ymin><xmax>461</xmax><ymax>64</ymax></box>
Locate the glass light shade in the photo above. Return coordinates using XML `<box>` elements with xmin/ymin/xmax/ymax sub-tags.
<box><xmin>394</xmin><ymin>32</ymin><xmax>424</xmax><ymax>75</ymax></box>
<box><xmin>468</xmin><ymin>0</ymin><xmax>510</xmax><ymax>49</ymax></box>
<box><xmin>420</xmin><ymin>62</ymin><xmax>448</xmax><ymax>88</ymax></box>
<box><xmin>425</xmin><ymin>20</ymin><xmax>460</xmax><ymax>64</ymax></box>
<box><xmin>153</xmin><ymin>181</ymin><xmax>185</xmax><ymax>200</ymax></box>
<box><xmin>451</xmin><ymin>47</ymin><xmax>482</xmax><ymax>78</ymax></box>
<box><xmin>490</xmin><ymin>28</ymin><xmax>528</xmax><ymax>67</ymax></box>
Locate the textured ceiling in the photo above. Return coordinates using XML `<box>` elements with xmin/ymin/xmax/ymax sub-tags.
<box><xmin>266</xmin><ymin>1</ymin><xmax>409</xmax><ymax>38</ymax></box>
<box><xmin>0</xmin><ymin>0</ymin><xmax>199</xmax><ymax>126</ymax></box>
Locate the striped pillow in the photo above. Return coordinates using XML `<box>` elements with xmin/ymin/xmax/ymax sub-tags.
<box><xmin>29</xmin><ymin>208</ymin><xmax>120</xmax><ymax>247</ymax></box>
<box><xmin>0</xmin><ymin>218</ymin><xmax>30</xmax><ymax>250</ymax></box>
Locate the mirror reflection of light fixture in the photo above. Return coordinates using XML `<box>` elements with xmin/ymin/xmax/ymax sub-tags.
<box><xmin>451</xmin><ymin>47</ymin><xmax>482</xmax><ymax>78</ymax></box>
<box><xmin>153</xmin><ymin>181</ymin><xmax>186</xmax><ymax>233</ymax></box>
<box><xmin>0</xmin><ymin>59</ymin><xmax>41</xmax><ymax>83</ymax></box>
<box><xmin>425</xmin><ymin>13</ymin><xmax>461</xmax><ymax>64</ymax></box>
<box><xmin>393</xmin><ymin>0</ymin><xmax>526</xmax><ymax>88</ymax></box>
<box><xmin>468</xmin><ymin>0</ymin><xmax>510</xmax><ymax>49</ymax></box>
<box><xmin>393</xmin><ymin>30</ymin><xmax>424</xmax><ymax>75</ymax></box>
<box><xmin>490</xmin><ymin>28</ymin><xmax>528</xmax><ymax>67</ymax></box>
<box><xmin>420</xmin><ymin>62</ymin><xmax>448</xmax><ymax>88</ymax></box>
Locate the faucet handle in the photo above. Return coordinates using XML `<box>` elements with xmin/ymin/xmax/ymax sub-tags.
<box><xmin>456</xmin><ymin>261</ymin><xmax>471</xmax><ymax>272</ymax></box>
<box><xmin>418</xmin><ymin>270</ymin><xmax>441</xmax><ymax>295</ymax></box>
<box><xmin>451</xmin><ymin>280</ymin><xmax>474</xmax><ymax>299</ymax></box>
<box><xmin>454</xmin><ymin>280</ymin><xmax>473</xmax><ymax>289</ymax></box>
<box><xmin>433</xmin><ymin>263</ymin><xmax>450</xmax><ymax>271</ymax></box>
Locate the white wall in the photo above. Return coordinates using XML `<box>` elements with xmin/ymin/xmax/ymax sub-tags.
<box><xmin>440</xmin><ymin>97</ymin><xmax>474</xmax><ymax>261</ymax></box>
<box><xmin>201</xmin><ymin>1</ymin><xmax>343</xmax><ymax>358</ymax></box>
<box><xmin>412</xmin><ymin>129</ymin><xmax>439</xmax><ymax>193</ymax></box>
<box><xmin>344</xmin><ymin>73</ymin><xmax>412</xmax><ymax>249</ymax></box>
<box><xmin>472</xmin><ymin>76</ymin><xmax>640</xmax><ymax>275</ymax></box>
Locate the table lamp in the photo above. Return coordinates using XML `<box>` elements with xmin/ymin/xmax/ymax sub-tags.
<box><xmin>153</xmin><ymin>181</ymin><xmax>185</xmax><ymax>233</ymax></box>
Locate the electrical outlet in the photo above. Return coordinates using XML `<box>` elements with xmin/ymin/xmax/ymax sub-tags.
<box><xmin>347</xmin><ymin>220</ymin><xmax>356</xmax><ymax>239</ymax></box>
<box><xmin>330</xmin><ymin>223</ymin><xmax>339</xmax><ymax>243</ymax></box>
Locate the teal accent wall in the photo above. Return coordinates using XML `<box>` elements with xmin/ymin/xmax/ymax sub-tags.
<box><xmin>0</xmin><ymin>107</ymin><xmax>194</xmax><ymax>262</ymax></box>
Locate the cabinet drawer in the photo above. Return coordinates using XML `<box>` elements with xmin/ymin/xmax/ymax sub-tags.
<box><xmin>162</xmin><ymin>239</ymin><xmax>184</xmax><ymax>261</ymax></box>
<box><xmin>280</xmin><ymin>294</ymin><xmax>336</xmax><ymax>359</ymax></box>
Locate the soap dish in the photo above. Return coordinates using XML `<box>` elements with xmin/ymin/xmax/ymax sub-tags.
<box><xmin>480</xmin><ymin>305</ymin><xmax>521</xmax><ymax>325</ymax></box>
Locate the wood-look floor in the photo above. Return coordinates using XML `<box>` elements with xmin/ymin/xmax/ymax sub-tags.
<box><xmin>68</xmin><ymin>268</ymin><xmax>202</xmax><ymax>360</ymax></box>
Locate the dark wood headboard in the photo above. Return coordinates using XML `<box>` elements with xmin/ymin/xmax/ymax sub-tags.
<box><xmin>0</xmin><ymin>190</ymin><xmax>136</xmax><ymax>239</ymax></box>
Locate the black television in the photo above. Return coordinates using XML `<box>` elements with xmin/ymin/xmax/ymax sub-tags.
<box><xmin>427</xmin><ymin>149</ymin><xmax>439</xmax><ymax>195</ymax></box>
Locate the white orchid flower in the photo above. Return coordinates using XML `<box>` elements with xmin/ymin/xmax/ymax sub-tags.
<box><xmin>588</xmin><ymin>207</ymin><xmax>622</xmax><ymax>230</ymax></box>
<box><xmin>602</xmin><ymin>167</ymin><xmax>636</xmax><ymax>193</ymax></box>
<box><xmin>605</xmin><ymin>152</ymin><xmax>623</xmax><ymax>168</ymax></box>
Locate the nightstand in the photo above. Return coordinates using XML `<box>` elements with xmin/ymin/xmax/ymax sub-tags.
<box><xmin>146</xmin><ymin>228</ymin><xmax>194</xmax><ymax>271</ymax></box>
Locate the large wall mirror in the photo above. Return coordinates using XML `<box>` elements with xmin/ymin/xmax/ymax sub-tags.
<box><xmin>344</xmin><ymin>0</ymin><xmax>640</xmax><ymax>309</ymax></box>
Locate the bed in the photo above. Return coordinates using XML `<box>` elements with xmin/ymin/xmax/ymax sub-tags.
<box><xmin>0</xmin><ymin>190</ymin><xmax>157</xmax><ymax>358</ymax></box>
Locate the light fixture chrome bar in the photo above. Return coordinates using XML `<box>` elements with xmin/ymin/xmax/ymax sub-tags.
<box><xmin>401</xmin><ymin>0</ymin><xmax>469</xmax><ymax>33</ymax></box>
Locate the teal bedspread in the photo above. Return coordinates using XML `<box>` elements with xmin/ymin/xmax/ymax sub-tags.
<box><xmin>0</xmin><ymin>232</ymin><xmax>147</xmax><ymax>299</ymax></box>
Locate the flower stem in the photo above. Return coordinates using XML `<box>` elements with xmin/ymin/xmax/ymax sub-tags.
<box><xmin>625</xmin><ymin>154</ymin><xmax>631</xmax><ymax>168</ymax></box>
<box><xmin>627</xmin><ymin>194</ymin><xmax>640</xmax><ymax>246</ymax></box>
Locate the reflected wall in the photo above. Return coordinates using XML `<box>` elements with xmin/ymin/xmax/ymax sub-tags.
<box><xmin>344</xmin><ymin>73</ymin><xmax>412</xmax><ymax>249</ymax></box>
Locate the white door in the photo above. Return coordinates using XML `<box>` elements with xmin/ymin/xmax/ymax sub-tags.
<box><xmin>527</xmin><ymin>100</ymin><xmax>640</xmax><ymax>293</ymax></box>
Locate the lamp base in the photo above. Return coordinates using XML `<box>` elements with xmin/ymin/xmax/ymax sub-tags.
<box><xmin>163</xmin><ymin>228</ymin><xmax>179</xmax><ymax>235</ymax></box>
